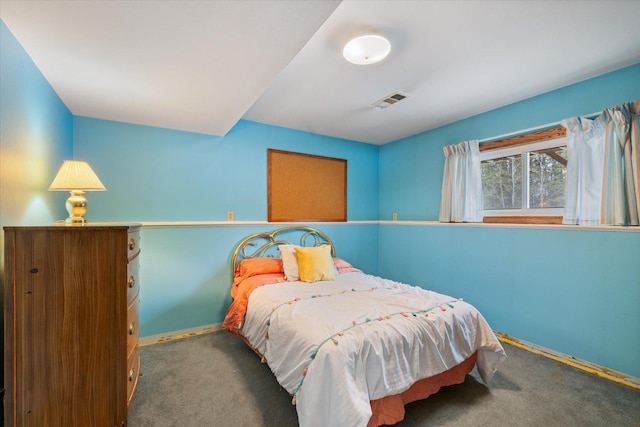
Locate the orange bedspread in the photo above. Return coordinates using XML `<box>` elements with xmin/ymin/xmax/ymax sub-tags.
<box><xmin>222</xmin><ymin>272</ymin><xmax>286</xmax><ymax>334</ymax></box>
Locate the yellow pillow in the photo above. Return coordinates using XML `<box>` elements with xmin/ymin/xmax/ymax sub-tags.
<box><xmin>294</xmin><ymin>245</ymin><xmax>335</xmax><ymax>283</ymax></box>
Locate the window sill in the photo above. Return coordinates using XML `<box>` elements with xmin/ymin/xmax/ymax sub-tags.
<box><xmin>379</xmin><ymin>220</ymin><xmax>639</xmax><ymax>232</ymax></box>
<box><xmin>483</xmin><ymin>216</ymin><xmax>563</xmax><ymax>225</ymax></box>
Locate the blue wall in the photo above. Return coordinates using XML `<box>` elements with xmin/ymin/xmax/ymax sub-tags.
<box><xmin>73</xmin><ymin>117</ymin><xmax>380</xmax><ymax>336</ymax></box>
<box><xmin>73</xmin><ymin>118</ymin><xmax>379</xmax><ymax>222</ymax></box>
<box><xmin>0</xmin><ymin>19</ymin><xmax>73</xmax><ymax>262</ymax></box>
<box><xmin>378</xmin><ymin>64</ymin><xmax>640</xmax><ymax>377</ymax></box>
<box><xmin>379</xmin><ymin>224</ymin><xmax>639</xmax><ymax>378</ymax></box>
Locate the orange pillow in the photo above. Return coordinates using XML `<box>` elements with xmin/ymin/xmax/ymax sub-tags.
<box><xmin>333</xmin><ymin>257</ymin><xmax>354</xmax><ymax>270</ymax></box>
<box><xmin>333</xmin><ymin>257</ymin><xmax>362</xmax><ymax>274</ymax></box>
<box><xmin>236</xmin><ymin>257</ymin><xmax>283</xmax><ymax>280</ymax></box>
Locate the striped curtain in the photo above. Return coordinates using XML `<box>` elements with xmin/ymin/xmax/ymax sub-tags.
<box><xmin>439</xmin><ymin>140</ymin><xmax>483</xmax><ymax>222</ymax></box>
<box><xmin>562</xmin><ymin>101</ymin><xmax>639</xmax><ymax>226</ymax></box>
<box><xmin>611</xmin><ymin>101</ymin><xmax>640</xmax><ymax>225</ymax></box>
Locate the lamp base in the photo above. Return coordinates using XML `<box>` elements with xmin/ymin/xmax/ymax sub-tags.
<box><xmin>64</xmin><ymin>190</ymin><xmax>89</xmax><ymax>226</ymax></box>
<box><xmin>65</xmin><ymin>217</ymin><xmax>88</xmax><ymax>226</ymax></box>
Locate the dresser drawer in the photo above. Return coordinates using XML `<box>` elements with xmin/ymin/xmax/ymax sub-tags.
<box><xmin>127</xmin><ymin>256</ymin><xmax>140</xmax><ymax>304</ymax></box>
<box><xmin>127</xmin><ymin>230</ymin><xmax>140</xmax><ymax>260</ymax></box>
<box><xmin>126</xmin><ymin>300</ymin><xmax>139</xmax><ymax>359</ymax></box>
<box><xmin>127</xmin><ymin>346</ymin><xmax>140</xmax><ymax>406</ymax></box>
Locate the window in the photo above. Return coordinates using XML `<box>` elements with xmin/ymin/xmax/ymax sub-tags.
<box><xmin>479</xmin><ymin>127</ymin><xmax>567</xmax><ymax>223</ymax></box>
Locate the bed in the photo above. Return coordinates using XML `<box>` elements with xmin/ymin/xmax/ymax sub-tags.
<box><xmin>222</xmin><ymin>226</ymin><xmax>506</xmax><ymax>426</ymax></box>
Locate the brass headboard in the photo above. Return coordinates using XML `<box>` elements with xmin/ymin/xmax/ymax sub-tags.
<box><xmin>231</xmin><ymin>226</ymin><xmax>335</xmax><ymax>273</ymax></box>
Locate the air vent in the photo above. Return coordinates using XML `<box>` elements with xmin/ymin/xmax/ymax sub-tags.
<box><xmin>371</xmin><ymin>92</ymin><xmax>408</xmax><ymax>109</ymax></box>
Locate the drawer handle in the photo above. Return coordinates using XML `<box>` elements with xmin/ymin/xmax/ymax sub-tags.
<box><xmin>129</xmin><ymin>238</ymin><xmax>136</xmax><ymax>251</ymax></box>
<box><xmin>128</xmin><ymin>276</ymin><xmax>135</xmax><ymax>288</ymax></box>
<box><xmin>129</xmin><ymin>322</ymin><xmax>135</xmax><ymax>335</ymax></box>
<box><xmin>129</xmin><ymin>368</ymin><xmax>136</xmax><ymax>382</ymax></box>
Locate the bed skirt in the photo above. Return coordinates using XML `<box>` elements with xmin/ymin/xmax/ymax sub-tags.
<box><xmin>367</xmin><ymin>352</ymin><xmax>478</xmax><ymax>427</ymax></box>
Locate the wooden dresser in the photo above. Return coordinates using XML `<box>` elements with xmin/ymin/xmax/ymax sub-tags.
<box><xmin>3</xmin><ymin>223</ymin><xmax>141</xmax><ymax>427</ymax></box>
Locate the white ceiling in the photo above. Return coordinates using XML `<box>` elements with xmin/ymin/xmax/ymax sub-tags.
<box><xmin>2</xmin><ymin>1</ymin><xmax>639</xmax><ymax>145</ymax></box>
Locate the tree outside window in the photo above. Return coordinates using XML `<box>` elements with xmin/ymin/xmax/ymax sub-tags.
<box><xmin>480</xmin><ymin>137</ymin><xmax>567</xmax><ymax>216</ymax></box>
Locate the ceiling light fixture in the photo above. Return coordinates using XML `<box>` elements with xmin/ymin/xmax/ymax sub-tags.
<box><xmin>343</xmin><ymin>34</ymin><xmax>391</xmax><ymax>65</ymax></box>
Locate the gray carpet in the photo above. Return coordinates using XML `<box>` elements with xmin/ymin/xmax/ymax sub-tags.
<box><xmin>128</xmin><ymin>331</ymin><xmax>640</xmax><ymax>427</ymax></box>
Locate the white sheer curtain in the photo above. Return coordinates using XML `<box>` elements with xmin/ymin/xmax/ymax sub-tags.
<box><xmin>439</xmin><ymin>140</ymin><xmax>483</xmax><ymax>222</ymax></box>
<box><xmin>561</xmin><ymin>116</ymin><xmax>605</xmax><ymax>225</ymax></box>
<box><xmin>562</xmin><ymin>100</ymin><xmax>639</xmax><ymax>226</ymax></box>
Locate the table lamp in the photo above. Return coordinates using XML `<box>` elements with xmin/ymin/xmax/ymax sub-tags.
<box><xmin>48</xmin><ymin>160</ymin><xmax>106</xmax><ymax>225</ymax></box>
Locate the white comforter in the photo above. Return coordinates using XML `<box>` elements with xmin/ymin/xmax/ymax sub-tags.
<box><xmin>240</xmin><ymin>271</ymin><xmax>506</xmax><ymax>427</ymax></box>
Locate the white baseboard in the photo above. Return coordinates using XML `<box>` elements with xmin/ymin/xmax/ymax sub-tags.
<box><xmin>139</xmin><ymin>323</ymin><xmax>223</xmax><ymax>347</ymax></box>
<box><xmin>495</xmin><ymin>332</ymin><xmax>640</xmax><ymax>390</ymax></box>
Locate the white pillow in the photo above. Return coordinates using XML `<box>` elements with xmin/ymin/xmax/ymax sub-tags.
<box><xmin>278</xmin><ymin>244</ymin><xmax>300</xmax><ymax>281</ymax></box>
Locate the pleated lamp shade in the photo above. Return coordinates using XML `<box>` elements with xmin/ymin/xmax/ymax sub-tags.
<box><xmin>49</xmin><ymin>160</ymin><xmax>106</xmax><ymax>191</ymax></box>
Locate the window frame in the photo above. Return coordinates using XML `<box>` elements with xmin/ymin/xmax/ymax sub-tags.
<box><xmin>479</xmin><ymin>126</ymin><xmax>567</xmax><ymax>224</ymax></box>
